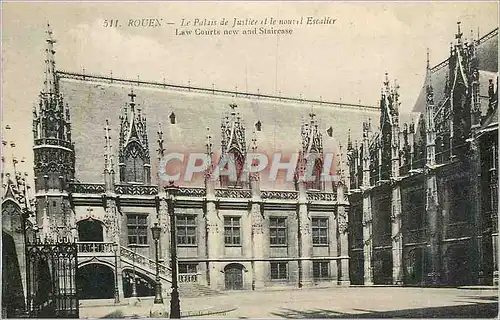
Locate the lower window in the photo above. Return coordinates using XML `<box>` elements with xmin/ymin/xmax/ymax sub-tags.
<box><xmin>313</xmin><ymin>261</ymin><xmax>330</xmax><ymax>279</ymax></box>
<box><xmin>270</xmin><ymin>262</ymin><xmax>288</xmax><ymax>280</ymax></box>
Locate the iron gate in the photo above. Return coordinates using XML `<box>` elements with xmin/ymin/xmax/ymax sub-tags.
<box><xmin>26</xmin><ymin>237</ymin><xmax>79</xmax><ymax>318</ymax></box>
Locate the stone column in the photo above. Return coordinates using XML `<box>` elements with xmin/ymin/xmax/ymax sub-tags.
<box><xmin>426</xmin><ymin>173</ymin><xmax>441</xmax><ymax>284</ymax></box>
<box><xmin>469</xmin><ymin>138</ymin><xmax>482</xmax><ymax>284</ymax></box>
<box><xmin>297</xmin><ymin>182</ymin><xmax>312</xmax><ymax>287</ymax></box>
<box><xmin>205</xmin><ymin>178</ymin><xmax>222</xmax><ymax>290</ymax></box>
<box><xmin>336</xmin><ymin>204</ymin><xmax>350</xmax><ymax>286</ymax></box>
<box><xmin>250</xmin><ymin>178</ymin><xmax>265</xmax><ymax>290</ymax></box>
<box><xmin>362</xmin><ymin>192</ymin><xmax>374</xmax><ymax>285</ymax></box>
<box><xmin>361</xmin><ymin>121</ymin><xmax>373</xmax><ymax>285</ymax></box>
<box><xmin>156</xmin><ymin>193</ymin><xmax>170</xmax><ymax>263</ymax></box>
<box><xmin>391</xmin><ymin>185</ymin><xmax>403</xmax><ymax>284</ymax></box>
<box><xmin>493</xmin><ymin>233</ymin><xmax>499</xmax><ymax>286</ymax></box>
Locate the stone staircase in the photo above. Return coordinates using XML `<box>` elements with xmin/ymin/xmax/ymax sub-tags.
<box><xmin>178</xmin><ymin>283</ymin><xmax>224</xmax><ymax>298</ymax></box>
<box><xmin>120</xmin><ymin>245</ymin><xmax>172</xmax><ymax>283</ymax></box>
<box><xmin>120</xmin><ymin>246</ymin><xmax>221</xmax><ymax>297</ymax></box>
<box><xmin>76</xmin><ymin>242</ymin><xmax>220</xmax><ymax>298</ymax></box>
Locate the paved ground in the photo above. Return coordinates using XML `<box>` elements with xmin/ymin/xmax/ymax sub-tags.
<box><xmin>79</xmin><ymin>286</ymin><xmax>499</xmax><ymax>318</ymax></box>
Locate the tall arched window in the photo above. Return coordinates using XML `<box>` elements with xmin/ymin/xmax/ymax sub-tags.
<box><xmin>305</xmin><ymin>156</ymin><xmax>323</xmax><ymax>191</ymax></box>
<box><xmin>220</xmin><ymin>149</ymin><xmax>246</xmax><ymax>188</ymax></box>
<box><xmin>124</xmin><ymin>142</ymin><xmax>145</xmax><ymax>183</ymax></box>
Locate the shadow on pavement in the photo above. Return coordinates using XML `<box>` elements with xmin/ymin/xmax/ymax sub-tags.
<box><xmin>101</xmin><ymin>310</ymin><xmax>124</xmax><ymax>318</ymax></box>
<box><xmin>270</xmin><ymin>302</ymin><xmax>499</xmax><ymax>318</ymax></box>
<box><xmin>458</xmin><ymin>295</ymin><xmax>498</xmax><ymax>301</ymax></box>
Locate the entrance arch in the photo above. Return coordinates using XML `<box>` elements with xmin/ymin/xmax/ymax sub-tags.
<box><xmin>444</xmin><ymin>244</ymin><xmax>470</xmax><ymax>285</ymax></box>
<box><xmin>224</xmin><ymin>263</ymin><xmax>244</xmax><ymax>290</ymax></box>
<box><xmin>2</xmin><ymin>231</ymin><xmax>25</xmax><ymax>316</ymax></box>
<box><xmin>122</xmin><ymin>269</ymin><xmax>155</xmax><ymax>297</ymax></box>
<box><xmin>405</xmin><ymin>248</ymin><xmax>424</xmax><ymax>285</ymax></box>
<box><xmin>77</xmin><ymin>263</ymin><xmax>114</xmax><ymax>299</ymax></box>
<box><xmin>77</xmin><ymin>219</ymin><xmax>104</xmax><ymax>242</ymax></box>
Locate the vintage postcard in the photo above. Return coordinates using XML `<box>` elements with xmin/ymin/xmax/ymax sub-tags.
<box><xmin>1</xmin><ymin>1</ymin><xmax>499</xmax><ymax>319</ymax></box>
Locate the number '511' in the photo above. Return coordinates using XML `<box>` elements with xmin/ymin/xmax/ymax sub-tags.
<box><xmin>103</xmin><ymin>20</ymin><xmax>119</xmax><ymax>27</ymax></box>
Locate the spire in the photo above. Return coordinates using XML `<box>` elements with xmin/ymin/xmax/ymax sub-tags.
<box><xmin>426</xmin><ymin>49</ymin><xmax>434</xmax><ymax>106</ymax></box>
<box><xmin>221</xmin><ymin>103</ymin><xmax>246</xmax><ymax>155</ymax></box>
<box><xmin>33</xmin><ymin>25</ymin><xmax>75</xmax><ymax>191</ymax></box>
<box><xmin>157</xmin><ymin>122</ymin><xmax>165</xmax><ymax>160</ymax></box>
<box><xmin>205</xmin><ymin>127</ymin><xmax>213</xmax><ymax>157</ymax></box>
<box><xmin>104</xmin><ymin>120</ymin><xmax>111</xmax><ymax>174</ymax></box>
<box><xmin>250</xmin><ymin>130</ymin><xmax>258</xmax><ymax>152</ymax></box>
<box><xmin>301</xmin><ymin>108</ymin><xmax>323</xmax><ymax>154</ymax></box>
<box><xmin>249</xmin><ymin>130</ymin><xmax>260</xmax><ymax>182</ymax></box>
<box><xmin>455</xmin><ymin>21</ymin><xmax>463</xmax><ymax>44</ymax></box>
<box><xmin>103</xmin><ymin>119</ymin><xmax>115</xmax><ymax>191</ymax></box>
<box><xmin>426</xmin><ymin>47</ymin><xmax>430</xmax><ymax>71</ymax></box>
<box><xmin>347</xmin><ymin>129</ymin><xmax>352</xmax><ymax>150</ymax></box>
<box><xmin>44</xmin><ymin>23</ymin><xmax>58</xmax><ymax>94</ymax></box>
<box><xmin>204</xmin><ymin>127</ymin><xmax>214</xmax><ymax>180</ymax></box>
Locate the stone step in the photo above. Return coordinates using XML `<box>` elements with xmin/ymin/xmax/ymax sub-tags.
<box><xmin>177</xmin><ymin>283</ymin><xmax>223</xmax><ymax>298</ymax></box>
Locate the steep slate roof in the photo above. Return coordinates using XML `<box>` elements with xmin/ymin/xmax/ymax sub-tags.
<box><xmin>413</xmin><ymin>28</ymin><xmax>498</xmax><ymax>114</ymax></box>
<box><xmin>59</xmin><ymin>72</ymin><xmax>384</xmax><ymax>190</ymax></box>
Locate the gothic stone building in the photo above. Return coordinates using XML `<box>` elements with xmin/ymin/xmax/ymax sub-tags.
<box><xmin>347</xmin><ymin>24</ymin><xmax>499</xmax><ymax>286</ymax></box>
<box><xmin>2</xmin><ymin>23</ymin><xmax>498</xmax><ymax>311</ymax></box>
<box><xmin>8</xmin><ymin>25</ymin><xmax>385</xmax><ymax>302</ymax></box>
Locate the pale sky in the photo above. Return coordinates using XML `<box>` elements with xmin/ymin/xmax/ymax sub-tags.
<box><xmin>2</xmin><ymin>1</ymin><xmax>498</xmax><ymax>177</ymax></box>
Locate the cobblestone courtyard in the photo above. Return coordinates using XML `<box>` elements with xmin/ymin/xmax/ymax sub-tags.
<box><xmin>80</xmin><ymin>286</ymin><xmax>498</xmax><ymax>318</ymax></box>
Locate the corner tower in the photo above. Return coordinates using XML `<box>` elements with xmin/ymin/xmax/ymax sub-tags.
<box><xmin>32</xmin><ymin>24</ymin><xmax>76</xmax><ymax>240</ymax></box>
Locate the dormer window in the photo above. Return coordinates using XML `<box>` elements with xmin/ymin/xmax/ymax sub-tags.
<box><xmin>124</xmin><ymin>142</ymin><xmax>145</xmax><ymax>183</ymax></box>
<box><xmin>220</xmin><ymin>150</ymin><xmax>246</xmax><ymax>188</ymax></box>
<box><xmin>255</xmin><ymin>121</ymin><xmax>262</xmax><ymax>132</ymax></box>
<box><xmin>170</xmin><ymin>112</ymin><xmax>176</xmax><ymax>124</ymax></box>
<box><xmin>327</xmin><ymin>127</ymin><xmax>333</xmax><ymax>137</ymax></box>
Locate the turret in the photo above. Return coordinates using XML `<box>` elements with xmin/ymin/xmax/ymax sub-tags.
<box><xmin>33</xmin><ymin>24</ymin><xmax>75</xmax><ymax>192</ymax></box>
<box><xmin>362</xmin><ymin>120</ymin><xmax>371</xmax><ymax>188</ymax></box>
<box><xmin>425</xmin><ymin>50</ymin><xmax>436</xmax><ymax>167</ymax></box>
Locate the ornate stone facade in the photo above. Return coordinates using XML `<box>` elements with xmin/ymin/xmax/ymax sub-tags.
<box><xmin>347</xmin><ymin>24</ymin><xmax>499</xmax><ymax>286</ymax></box>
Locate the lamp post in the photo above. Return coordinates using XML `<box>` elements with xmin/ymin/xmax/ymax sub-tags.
<box><xmin>166</xmin><ymin>184</ymin><xmax>181</xmax><ymax>319</ymax></box>
<box><xmin>113</xmin><ymin>242</ymin><xmax>120</xmax><ymax>304</ymax></box>
<box><xmin>151</xmin><ymin>223</ymin><xmax>163</xmax><ymax>304</ymax></box>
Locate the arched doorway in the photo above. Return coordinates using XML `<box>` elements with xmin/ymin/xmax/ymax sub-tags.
<box><xmin>444</xmin><ymin>244</ymin><xmax>470</xmax><ymax>285</ymax></box>
<box><xmin>77</xmin><ymin>219</ymin><xmax>104</xmax><ymax>242</ymax></box>
<box><xmin>122</xmin><ymin>270</ymin><xmax>155</xmax><ymax>297</ymax></box>
<box><xmin>2</xmin><ymin>231</ymin><xmax>25</xmax><ymax>316</ymax></box>
<box><xmin>405</xmin><ymin>248</ymin><xmax>424</xmax><ymax>285</ymax></box>
<box><xmin>224</xmin><ymin>263</ymin><xmax>244</xmax><ymax>290</ymax></box>
<box><xmin>77</xmin><ymin>264</ymin><xmax>114</xmax><ymax>299</ymax></box>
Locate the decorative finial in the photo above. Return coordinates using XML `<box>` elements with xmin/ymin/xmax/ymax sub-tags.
<box><xmin>347</xmin><ymin>129</ymin><xmax>352</xmax><ymax>150</ymax></box>
<box><xmin>157</xmin><ymin>122</ymin><xmax>165</xmax><ymax>159</ymax></box>
<box><xmin>456</xmin><ymin>21</ymin><xmax>463</xmax><ymax>42</ymax></box>
<box><xmin>205</xmin><ymin>127</ymin><xmax>213</xmax><ymax>151</ymax></box>
<box><xmin>229</xmin><ymin>103</ymin><xmax>238</xmax><ymax>116</ymax></box>
<box><xmin>128</xmin><ymin>88</ymin><xmax>136</xmax><ymax>103</ymax></box>
<box><xmin>251</xmin><ymin>130</ymin><xmax>258</xmax><ymax>152</ymax></box>
<box><xmin>309</xmin><ymin>105</ymin><xmax>316</xmax><ymax>119</ymax></box>
<box><xmin>426</xmin><ymin>48</ymin><xmax>430</xmax><ymax>70</ymax></box>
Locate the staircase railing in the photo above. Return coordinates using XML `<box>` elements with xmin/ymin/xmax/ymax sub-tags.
<box><xmin>178</xmin><ymin>273</ymin><xmax>200</xmax><ymax>284</ymax></box>
<box><xmin>77</xmin><ymin>241</ymin><xmax>114</xmax><ymax>255</ymax></box>
<box><xmin>120</xmin><ymin>245</ymin><xmax>172</xmax><ymax>280</ymax></box>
